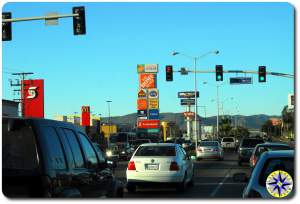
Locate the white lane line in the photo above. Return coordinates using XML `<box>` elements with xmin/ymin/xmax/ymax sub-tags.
<box><xmin>195</xmin><ymin>182</ymin><xmax>246</xmax><ymax>186</ymax></box>
<box><xmin>209</xmin><ymin>169</ymin><xmax>232</xmax><ymax>197</ymax></box>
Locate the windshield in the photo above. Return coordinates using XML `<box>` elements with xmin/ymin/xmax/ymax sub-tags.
<box><xmin>222</xmin><ymin>138</ymin><xmax>234</xmax><ymax>142</ymax></box>
<box><xmin>256</xmin><ymin>145</ymin><xmax>292</xmax><ymax>156</ymax></box>
<box><xmin>199</xmin><ymin>141</ymin><xmax>219</xmax><ymax>146</ymax></box>
<box><xmin>109</xmin><ymin>133</ymin><xmax>127</xmax><ymax>143</ymax></box>
<box><xmin>241</xmin><ymin>139</ymin><xmax>264</xmax><ymax>148</ymax></box>
<box><xmin>135</xmin><ymin>146</ymin><xmax>176</xmax><ymax>156</ymax></box>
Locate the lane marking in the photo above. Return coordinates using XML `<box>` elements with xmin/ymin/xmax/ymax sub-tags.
<box><xmin>209</xmin><ymin>169</ymin><xmax>232</xmax><ymax>197</ymax></box>
<box><xmin>195</xmin><ymin>182</ymin><xmax>246</xmax><ymax>186</ymax></box>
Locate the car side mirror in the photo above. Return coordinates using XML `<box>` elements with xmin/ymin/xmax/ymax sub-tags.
<box><xmin>233</xmin><ymin>173</ymin><xmax>249</xmax><ymax>182</ymax></box>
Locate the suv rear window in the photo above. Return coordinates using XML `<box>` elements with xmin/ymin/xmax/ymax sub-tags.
<box><xmin>241</xmin><ymin>139</ymin><xmax>264</xmax><ymax>148</ymax></box>
<box><xmin>222</xmin><ymin>138</ymin><xmax>234</xmax><ymax>142</ymax></box>
<box><xmin>2</xmin><ymin>119</ymin><xmax>38</xmax><ymax>170</ymax></box>
<box><xmin>135</xmin><ymin>146</ymin><xmax>176</xmax><ymax>156</ymax></box>
<box><xmin>258</xmin><ymin>157</ymin><xmax>294</xmax><ymax>187</ymax></box>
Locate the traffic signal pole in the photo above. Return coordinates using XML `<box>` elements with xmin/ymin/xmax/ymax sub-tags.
<box><xmin>176</xmin><ymin>69</ymin><xmax>293</xmax><ymax>78</ymax></box>
<box><xmin>2</xmin><ymin>13</ymin><xmax>79</xmax><ymax>23</ymax></box>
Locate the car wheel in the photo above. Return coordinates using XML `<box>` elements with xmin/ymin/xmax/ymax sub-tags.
<box><xmin>127</xmin><ymin>183</ymin><xmax>136</xmax><ymax>193</ymax></box>
<box><xmin>197</xmin><ymin>158</ymin><xmax>202</xmax><ymax>161</ymax></box>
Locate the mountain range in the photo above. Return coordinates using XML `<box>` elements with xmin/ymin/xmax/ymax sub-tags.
<box><xmin>102</xmin><ymin>113</ymin><xmax>281</xmax><ymax>130</ymax></box>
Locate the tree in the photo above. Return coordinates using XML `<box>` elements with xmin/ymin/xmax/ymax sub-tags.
<box><xmin>281</xmin><ymin>105</ymin><xmax>294</xmax><ymax>138</ymax></box>
<box><xmin>229</xmin><ymin>126</ymin><xmax>249</xmax><ymax>139</ymax></box>
<box><xmin>219</xmin><ymin>117</ymin><xmax>232</xmax><ymax>138</ymax></box>
<box><xmin>261</xmin><ymin>120</ymin><xmax>273</xmax><ymax>134</ymax></box>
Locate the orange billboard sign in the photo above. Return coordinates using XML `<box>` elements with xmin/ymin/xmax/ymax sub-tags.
<box><xmin>139</xmin><ymin>73</ymin><xmax>156</xmax><ymax>89</ymax></box>
<box><xmin>137</xmin><ymin>99</ymin><xmax>147</xmax><ymax>110</ymax></box>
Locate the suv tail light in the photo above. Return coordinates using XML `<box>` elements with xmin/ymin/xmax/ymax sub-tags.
<box><xmin>169</xmin><ymin>161</ymin><xmax>180</xmax><ymax>171</ymax></box>
<box><xmin>127</xmin><ymin>161</ymin><xmax>136</xmax><ymax>170</ymax></box>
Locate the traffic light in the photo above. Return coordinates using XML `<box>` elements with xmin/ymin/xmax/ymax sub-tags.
<box><xmin>166</xmin><ymin>65</ymin><xmax>173</xmax><ymax>81</ymax></box>
<box><xmin>258</xmin><ymin>66</ymin><xmax>266</xmax><ymax>82</ymax></box>
<box><xmin>2</xmin><ymin>12</ymin><xmax>12</xmax><ymax>41</ymax></box>
<box><xmin>216</xmin><ymin>65</ymin><xmax>223</xmax><ymax>81</ymax></box>
<box><xmin>72</xmin><ymin>6</ymin><xmax>86</xmax><ymax>35</ymax></box>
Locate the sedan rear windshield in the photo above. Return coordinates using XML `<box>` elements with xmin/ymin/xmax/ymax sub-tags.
<box><xmin>222</xmin><ymin>138</ymin><xmax>234</xmax><ymax>142</ymax></box>
<box><xmin>241</xmin><ymin>139</ymin><xmax>264</xmax><ymax>148</ymax></box>
<box><xmin>134</xmin><ymin>146</ymin><xmax>176</xmax><ymax>156</ymax></box>
<box><xmin>199</xmin><ymin>141</ymin><xmax>219</xmax><ymax>146</ymax></box>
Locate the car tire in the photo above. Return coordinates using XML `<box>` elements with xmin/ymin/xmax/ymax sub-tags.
<box><xmin>197</xmin><ymin>158</ymin><xmax>202</xmax><ymax>161</ymax></box>
<box><xmin>127</xmin><ymin>183</ymin><xmax>136</xmax><ymax>193</ymax></box>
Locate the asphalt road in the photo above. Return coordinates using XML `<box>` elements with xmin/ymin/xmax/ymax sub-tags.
<box><xmin>114</xmin><ymin>151</ymin><xmax>251</xmax><ymax>198</ymax></box>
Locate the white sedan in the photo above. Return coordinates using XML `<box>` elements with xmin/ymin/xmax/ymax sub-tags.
<box><xmin>126</xmin><ymin>143</ymin><xmax>194</xmax><ymax>193</ymax></box>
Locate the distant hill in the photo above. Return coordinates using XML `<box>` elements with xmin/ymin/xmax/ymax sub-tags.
<box><xmin>102</xmin><ymin>113</ymin><xmax>281</xmax><ymax>130</ymax></box>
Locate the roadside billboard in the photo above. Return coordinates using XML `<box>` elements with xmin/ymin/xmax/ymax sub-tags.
<box><xmin>137</xmin><ymin>64</ymin><xmax>158</xmax><ymax>73</ymax></box>
<box><xmin>178</xmin><ymin>91</ymin><xmax>199</xmax><ymax>98</ymax></box>
<box><xmin>137</xmin><ymin>99</ymin><xmax>147</xmax><ymax>110</ymax></box>
<box><xmin>181</xmin><ymin>99</ymin><xmax>195</xmax><ymax>106</ymax></box>
<box><xmin>137</xmin><ymin>119</ymin><xmax>160</xmax><ymax>129</ymax></box>
<box><xmin>148</xmin><ymin>88</ymin><xmax>159</xmax><ymax>99</ymax></box>
<box><xmin>139</xmin><ymin>73</ymin><xmax>156</xmax><ymax>89</ymax></box>
<box><xmin>149</xmin><ymin>98</ymin><xmax>159</xmax><ymax>109</ymax></box>
<box><xmin>22</xmin><ymin>79</ymin><xmax>44</xmax><ymax>118</ymax></box>
<box><xmin>149</xmin><ymin>109</ymin><xmax>159</xmax><ymax>119</ymax></box>
<box><xmin>183</xmin><ymin>111</ymin><xmax>195</xmax><ymax>118</ymax></box>
<box><xmin>138</xmin><ymin>89</ymin><xmax>147</xmax><ymax>99</ymax></box>
<box><xmin>137</xmin><ymin>109</ymin><xmax>147</xmax><ymax>117</ymax></box>
<box><xmin>81</xmin><ymin>106</ymin><xmax>90</xmax><ymax>126</ymax></box>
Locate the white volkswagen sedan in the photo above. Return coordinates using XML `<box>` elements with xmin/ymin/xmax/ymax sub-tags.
<box><xmin>126</xmin><ymin>143</ymin><xmax>194</xmax><ymax>193</ymax></box>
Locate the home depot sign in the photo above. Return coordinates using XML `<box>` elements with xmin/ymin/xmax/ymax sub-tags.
<box><xmin>139</xmin><ymin>73</ymin><xmax>156</xmax><ymax>89</ymax></box>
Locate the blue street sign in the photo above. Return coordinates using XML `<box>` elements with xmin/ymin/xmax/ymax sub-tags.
<box><xmin>149</xmin><ymin>109</ymin><xmax>159</xmax><ymax>119</ymax></box>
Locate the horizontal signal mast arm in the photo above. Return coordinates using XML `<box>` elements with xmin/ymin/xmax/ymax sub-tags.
<box><xmin>2</xmin><ymin>13</ymin><xmax>79</xmax><ymax>23</ymax></box>
<box><xmin>177</xmin><ymin>69</ymin><xmax>294</xmax><ymax>78</ymax></box>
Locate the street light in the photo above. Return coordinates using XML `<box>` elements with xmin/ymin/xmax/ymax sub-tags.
<box><xmin>106</xmin><ymin>100</ymin><xmax>112</xmax><ymax>144</ymax></box>
<box><xmin>172</xmin><ymin>50</ymin><xmax>219</xmax><ymax>152</ymax></box>
<box><xmin>203</xmin><ymin>81</ymin><xmax>225</xmax><ymax>140</ymax></box>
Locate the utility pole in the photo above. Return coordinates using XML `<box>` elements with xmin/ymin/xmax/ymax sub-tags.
<box><xmin>10</xmin><ymin>72</ymin><xmax>34</xmax><ymax>116</ymax></box>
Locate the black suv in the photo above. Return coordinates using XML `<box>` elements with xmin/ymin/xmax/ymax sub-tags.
<box><xmin>2</xmin><ymin>117</ymin><xmax>123</xmax><ymax>198</ymax></box>
<box><xmin>237</xmin><ymin>138</ymin><xmax>264</xmax><ymax>166</ymax></box>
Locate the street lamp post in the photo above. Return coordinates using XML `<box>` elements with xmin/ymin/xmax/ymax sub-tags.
<box><xmin>203</xmin><ymin>82</ymin><xmax>225</xmax><ymax>140</ymax></box>
<box><xmin>172</xmin><ymin>50</ymin><xmax>219</xmax><ymax>152</ymax></box>
<box><xmin>106</xmin><ymin>100</ymin><xmax>112</xmax><ymax>145</ymax></box>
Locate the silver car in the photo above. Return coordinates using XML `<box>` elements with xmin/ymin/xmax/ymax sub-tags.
<box><xmin>196</xmin><ymin>141</ymin><xmax>224</xmax><ymax>160</ymax></box>
<box><xmin>234</xmin><ymin>150</ymin><xmax>294</xmax><ymax>198</ymax></box>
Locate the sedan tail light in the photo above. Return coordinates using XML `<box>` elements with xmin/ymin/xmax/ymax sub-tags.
<box><xmin>169</xmin><ymin>161</ymin><xmax>180</xmax><ymax>171</ymax></box>
<box><xmin>127</xmin><ymin>161</ymin><xmax>136</xmax><ymax>170</ymax></box>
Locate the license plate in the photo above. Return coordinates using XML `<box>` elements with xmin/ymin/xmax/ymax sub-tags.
<box><xmin>146</xmin><ymin>164</ymin><xmax>159</xmax><ymax>170</ymax></box>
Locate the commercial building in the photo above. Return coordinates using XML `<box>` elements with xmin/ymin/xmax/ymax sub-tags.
<box><xmin>2</xmin><ymin>99</ymin><xmax>19</xmax><ymax>117</ymax></box>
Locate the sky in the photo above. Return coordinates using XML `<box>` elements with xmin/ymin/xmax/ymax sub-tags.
<box><xmin>2</xmin><ymin>2</ymin><xmax>294</xmax><ymax>119</ymax></box>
